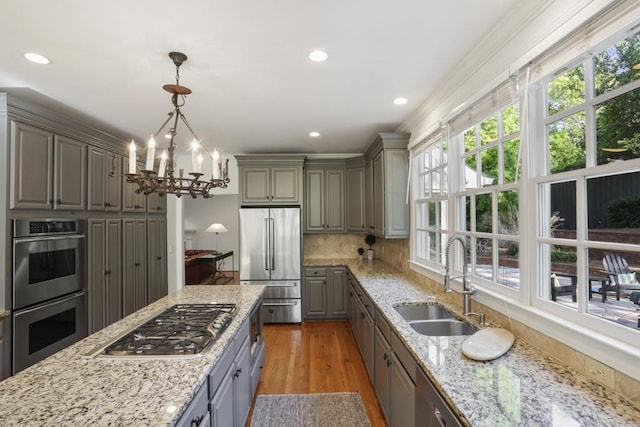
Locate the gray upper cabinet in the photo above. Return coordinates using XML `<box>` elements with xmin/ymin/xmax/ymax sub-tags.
<box><xmin>53</xmin><ymin>135</ymin><xmax>87</xmax><ymax>210</ymax></box>
<box><xmin>105</xmin><ymin>152</ymin><xmax>122</xmax><ymax>211</ymax></box>
<box><xmin>122</xmin><ymin>177</ymin><xmax>147</xmax><ymax>212</ymax></box>
<box><xmin>346</xmin><ymin>158</ymin><xmax>366</xmax><ymax>232</ymax></box>
<box><xmin>88</xmin><ymin>147</ymin><xmax>122</xmax><ymax>211</ymax></box>
<box><xmin>365</xmin><ymin>133</ymin><xmax>410</xmax><ymax>238</ymax></box>
<box><xmin>235</xmin><ymin>155</ymin><xmax>305</xmax><ymax>206</ymax></box>
<box><xmin>146</xmin><ymin>191</ymin><xmax>167</xmax><ymax>213</ymax></box>
<box><xmin>304</xmin><ymin>162</ymin><xmax>345</xmax><ymax>233</ymax></box>
<box><xmin>10</xmin><ymin>121</ymin><xmax>53</xmax><ymax>209</ymax></box>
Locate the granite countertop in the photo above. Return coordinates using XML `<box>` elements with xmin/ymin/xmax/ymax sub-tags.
<box><xmin>305</xmin><ymin>258</ymin><xmax>640</xmax><ymax>427</ymax></box>
<box><xmin>0</xmin><ymin>285</ymin><xmax>265</xmax><ymax>426</ymax></box>
<box><xmin>0</xmin><ymin>311</ymin><xmax>9</xmax><ymax>320</ymax></box>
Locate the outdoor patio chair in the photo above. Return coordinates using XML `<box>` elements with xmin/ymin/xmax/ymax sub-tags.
<box><xmin>601</xmin><ymin>253</ymin><xmax>640</xmax><ymax>302</ymax></box>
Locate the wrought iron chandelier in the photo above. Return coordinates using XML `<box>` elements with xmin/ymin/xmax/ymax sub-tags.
<box><xmin>125</xmin><ymin>51</ymin><xmax>229</xmax><ymax>198</ymax></box>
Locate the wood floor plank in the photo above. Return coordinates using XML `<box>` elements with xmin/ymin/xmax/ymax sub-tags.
<box><xmin>248</xmin><ymin>321</ymin><xmax>387</xmax><ymax>427</ymax></box>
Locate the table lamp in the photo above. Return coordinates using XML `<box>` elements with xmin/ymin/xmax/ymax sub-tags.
<box><xmin>205</xmin><ymin>223</ymin><xmax>228</xmax><ymax>252</ymax></box>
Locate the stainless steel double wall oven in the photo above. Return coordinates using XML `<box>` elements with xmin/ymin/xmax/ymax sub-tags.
<box><xmin>12</xmin><ymin>218</ymin><xmax>87</xmax><ymax>373</ymax></box>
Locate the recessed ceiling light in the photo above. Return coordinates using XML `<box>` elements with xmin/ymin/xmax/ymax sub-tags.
<box><xmin>393</xmin><ymin>97</ymin><xmax>408</xmax><ymax>105</ymax></box>
<box><xmin>24</xmin><ymin>52</ymin><xmax>51</xmax><ymax>65</ymax></box>
<box><xmin>309</xmin><ymin>131</ymin><xmax>320</xmax><ymax>137</ymax></box>
<box><xmin>309</xmin><ymin>50</ymin><xmax>328</xmax><ymax>62</ymax></box>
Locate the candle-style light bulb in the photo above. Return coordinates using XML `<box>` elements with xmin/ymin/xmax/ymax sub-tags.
<box><xmin>212</xmin><ymin>150</ymin><xmax>220</xmax><ymax>179</ymax></box>
<box><xmin>128</xmin><ymin>140</ymin><xmax>137</xmax><ymax>174</ymax></box>
<box><xmin>145</xmin><ymin>135</ymin><xmax>156</xmax><ymax>171</ymax></box>
<box><xmin>197</xmin><ymin>153</ymin><xmax>203</xmax><ymax>174</ymax></box>
<box><xmin>158</xmin><ymin>150</ymin><xmax>167</xmax><ymax>178</ymax></box>
<box><xmin>191</xmin><ymin>139</ymin><xmax>200</xmax><ymax>172</ymax></box>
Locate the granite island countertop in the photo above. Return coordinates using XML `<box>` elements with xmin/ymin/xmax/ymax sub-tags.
<box><xmin>0</xmin><ymin>311</ymin><xmax>9</xmax><ymax>320</ymax></box>
<box><xmin>306</xmin><ymin>258</ymin><xmax>640</xmax><ymax>427</ymax></box>
<box><xmin>0</xmin><ymin>285</ymin><xmax>265</xmax><ymax>426</ymax></box>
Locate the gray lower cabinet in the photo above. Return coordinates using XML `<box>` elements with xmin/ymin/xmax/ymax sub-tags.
<box><xmin>147</xmin><ymin>218</ymin><xmax>168</xmax><ymax>304</ymax></box>
<box><xmin>304</xmin><ymin>267</ymin><xmax>347</xmax><ymax>319</ymax></box>
<box><xmin>208</xmin><ymin>320</ymin><xmax>253</xmax><ymax>427</ymax></box>
<box><xmin>123</xmin><ymin>218</ymin><xmax>147</xmax><ymax>316</ymax></box>
<box><xmin>0</xmin><ymin>317</ymin><xmax>9</xmax><ymax>381</ymax></box>
<box><xmin>374</xmin><ymin>326</ymin><xmax>392</xmax><ymax>420</ymax></box>
<box><xmin>416</xmin><ymin>367</ymin><xmax>463</xmax><ymax>427</ymax></box>
<box><xmin>178</xmin><ymin>317</ymin><xmax>257</xmax><ymax>427</ymax></box>
<box><xmin>355</xmin><ymin>293</ymin><xmax>374</xmax><ymax>380</ymax></box>
<box><xmin>87</xmin><ymin>219</ymin><xmax>123</xmax><ymax>333</ymax></box>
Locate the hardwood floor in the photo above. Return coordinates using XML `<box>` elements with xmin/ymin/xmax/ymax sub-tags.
<box><xmin>248</xmin><ymin>321</ymin><xmax>387</xmax><ymax>427</ymax></box>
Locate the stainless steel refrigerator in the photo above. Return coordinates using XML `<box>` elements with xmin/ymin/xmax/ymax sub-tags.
<box><xmin>239</xmin><ymin>207</ymin><xmax>301</xmax><ymax>323</ymax></box>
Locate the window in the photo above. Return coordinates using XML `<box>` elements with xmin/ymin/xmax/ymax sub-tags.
<box><xmin>409</xmin><ymin>14</ymin><xmax>640</xmax><ymax>378</ymax></box>
<box><xmin>457</xmin><ymin>102</ymin><xmax>521</xmax><ymax>291</ymax></box>
<box><xmin>413</xmin><ymin>139</ymin><xmax>448</xmax><ymax>267</ymax></box>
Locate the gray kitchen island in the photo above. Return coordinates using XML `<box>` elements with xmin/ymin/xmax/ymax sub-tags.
<box><xmin>0</xmin><ymin>285</ymin><xmax>265</xmax><ymax>426</ymax></box>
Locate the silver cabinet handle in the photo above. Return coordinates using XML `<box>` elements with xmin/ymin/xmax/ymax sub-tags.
<box><xmin>263</xmin><ymin>302</ymin><xmax>298</xmax><ymax>307</ymax></box>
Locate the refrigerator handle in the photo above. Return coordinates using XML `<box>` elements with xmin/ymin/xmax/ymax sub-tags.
<box><xmin>264</xmin><ymin>218</ymin><xmax>270</xmax><ymax>270</ymax></box>
<box><xmin>270</xmin><ymin>218</ymin><xmax>275</xmax><ymax>271</ymax></box>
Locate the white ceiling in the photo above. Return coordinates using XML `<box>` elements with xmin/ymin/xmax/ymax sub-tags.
<box><xmin>0</xmin><ymin>0</ymin><xmax>519</xmax><ymax>155</ymax></box>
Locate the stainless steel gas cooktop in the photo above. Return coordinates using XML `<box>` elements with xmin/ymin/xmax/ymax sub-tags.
<box><xmin>95</xmin><ymin>303</ymin><xmax>237</xmax><ymax>359</ymax></box>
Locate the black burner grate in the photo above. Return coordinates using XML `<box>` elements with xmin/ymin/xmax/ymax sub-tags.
<box><xmin>101</xmin><ymin>303</ymin><xmax>237</xmax><ymax>357</ymax></box>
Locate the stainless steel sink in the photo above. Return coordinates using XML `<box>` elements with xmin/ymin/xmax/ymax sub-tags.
<box><xmin>409</xmin><ymin>319</ymin><xmax>478</xmax><ymax>336</ymax></box>
<box><xmin>394</xmin><ymin>304</ymin><xmax>454</xmax><ymax>321</ymax></box>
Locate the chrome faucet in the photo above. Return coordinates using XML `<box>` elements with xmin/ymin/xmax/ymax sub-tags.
<box><xmin>444</xmin><ymin>235</ymin><xmax>485</xmax><ymax>325</ymax></box>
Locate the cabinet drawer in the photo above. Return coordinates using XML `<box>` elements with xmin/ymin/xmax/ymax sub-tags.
<box><xmin>391</xmin><ymin>331</ymin><xmax>416</xmax><ymax>384</ymax></box>
<box><xmin>375</xmin><ymin>308</ymin><xmax>391</xmax><ymax>343</ymax></box>
<box><xmin>305</xmin><ymin>267</ymin><xmax>326</xmax><ymax>277</ymax></box>
<box><xmin>208</xmin><ymin>343</ymin><xmax>236</xmax><ymax>398</ymax></box>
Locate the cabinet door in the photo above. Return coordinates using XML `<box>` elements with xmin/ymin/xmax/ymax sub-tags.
<box><xmin>390</xmin><ymin>352</ymin><xmax>415</xmax><ymax>427</ymax></box>
<box><xmin>324</xmin><ymin>169</ymin><xmax>345</xmax><ymax>231</ymax></box>
<box><xmin>147</xmin><ymin>219</ymin><xmax>167</xmax><ymax>303</ymax></box>
<box><xmin>305</xmin><ymin>277</ymin><xmax>327</xmax><ymax>318</ymax></box>
<box><xmin>305</xmin><ymin>169</ymin><xmax>325</xmax><ymax>232</ymax></box>
<box><xmin>385</xmin><ymin>149</ymin><xmax>409</xmax><ymax>238</ymax></box>
<box><xmin>87</xmin><ymin>146</ymin><xmax>106</xmax><ymax>211</ymax></box>
<box><xmin>105</xmin><ymin>219</ymin><xmax>122</xmax><ymax>326</ymax></box>
<box><xmin>53</xmin><ymin>135</ymin><xmax>86</xmax><ymax>210</ymax></box>
<box><xmin>241</xmin><ymin>167</ymin><xmax>271</xmax><ymax>204</ymax></box>
<box><xmin>87</xmin><ymin>219</ymin><xmax>106</xmax><ymax>334</ymax></box>
<box><xmin>271</xmin><ymin>167</ymin><xmax>300</xmax><ymax>204</ymax></box>
<box><xmin>328</xmin><ymin>267</ymin><xmax>347</xmax><ymax>317</ymax></box>
<box><xmin>374</xmin><ymin>327</ymin><xmax>391</xmax><ymax>421</ymax></box>
<box><xmin>122</xmin><ymin>219</ymin><xmax>137</xmax><ymax>316</ymax></box>
<box><xmin>234</xmin><ymin>338</ymin><xmax>252</xmax><ymax>427</ymax></box>
<box><xmin>365</xmin><ymin>159</ymin><xmax>374</xmax><ymax>232</ymax></box>
<box><xmin>0</xmin><ymin>318</ymin><xmax>9</xmax><ymax>380</ymax></box>
<box><xmin>346</xmin><ymin>167</ymin><xmax>366</xmax><ymax>232</ymax></box>
<box><xmin>361</xmin><ymin>299</ymin><xmax>375</xmax><ymax>380</ymax></box>
<box><xmin>372</xmin><ymin>152</ymin><xmax>384</xmax><ymax>236</ymax></box>
<box><xmin>134</xmin><ymin>219</ymin><xmax>148</xmax><ymax>311</ymax></box>
<box><xmin>210</xmin><ymin>364</ymin><xmax>235</xmax><ymax>427</ymax></box>
<box><xmin>122</xmin><ymin>179</ymin><xmax>136</xmax><ymax>212</ymax></box>
<box><xmin>147</xmin><ymin>192</ymin><xmax>166</xmax><ymax>213</ymax></box>
<box><xmin>10</xmin><ymin>121</ymin><xmax>53</xmax><ymax>209</ymax></box>
<box><xmin>105</xmin><ymin>152</ymin><xmax>122</xmax><ymax>211</ymax></box>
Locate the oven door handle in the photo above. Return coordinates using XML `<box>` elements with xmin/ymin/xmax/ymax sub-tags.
<box><xmin>15</xmin><ymin>291</ymin><xmax>86</xmax><ymax>315</ymax></box>
<box><xmin>13</xmin><ymin>234</ymin><xmax>85</xmax><ymax>243</ymax></box>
